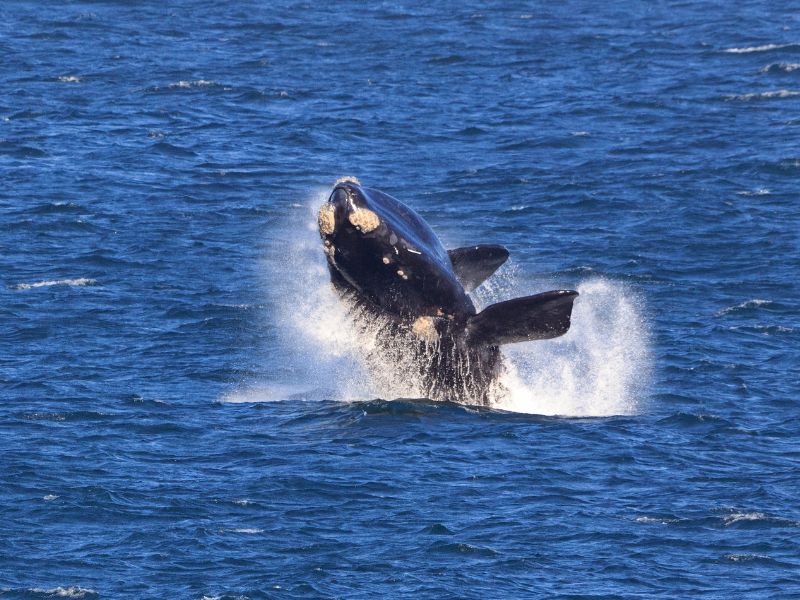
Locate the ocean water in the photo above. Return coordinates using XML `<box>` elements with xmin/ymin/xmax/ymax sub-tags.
<box><xmin>1</xmin><ymin>0</ymin><xmax>799</xmax><ymax>597</ymax></box>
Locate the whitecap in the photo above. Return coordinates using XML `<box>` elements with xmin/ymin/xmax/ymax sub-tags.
<box><xmin>723</xmin><ymin>511</ymin><xmax>768</xmax><ymax>525</ymax></box>
<box><xmin>725</xmin><ymin>554</ymin><xmax>771</xmax><ymax>562</ymax></box>
<box><xmin>761</xmin><ymin>63</ymin><xmax>800</xmax><ymax>73</ymax></box>
<box><xmin>723</xmin><ymin>43</ymin><xmax>798</xmax><ymax>54</ymax></box>
<box><xmin>633</xmin><ymin>516</ymin><xmax>678</xmax><ymax>524</ymax></box>
<box><xmin>13</xmin><ymin>278</ymin><xmax>96</xmax><ymax>290</ymax></box>
<box><xmin>715</xmin><ymin>298</ymin><xmax>772</xmax><ymax>316</ymax></box>
<box><xmin>57</xmin><ymin>75</ymin><xmax>81</xmax><ymax>83</ymax></box>
<box><xmin>29</xmin><ymin>588</ymin><xmax>96</xmax><ymax>598</ymax></box>
<box><xmin>736</xmin><ymin>188</ymin><xmax>770</xmax><ymax>196</ymax></box>
<box><xmin>169</xmin><ymin>79</ymin><xmax>215</xmax><ymax>89</ymax></box>
<box><xmin>726</xmin><ymin>90</ymin><xmax>800</xmax><ymax>101</ymax></box>
<box><xmin>221</xmin><ymin>528</ymin><xmax>263</xmax><ymax>534</ymax></box>
<box><xmin>43</xmin><ymin>494</ymin><xmax>59</xmax><ymax>501</ymax></box>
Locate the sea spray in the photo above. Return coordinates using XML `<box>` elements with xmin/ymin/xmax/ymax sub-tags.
<box><xmin>263</xmin><ymin>188</ymin><xmax>375</xmax><ymax>401</ymax></box>
<box><xmin>256</xmin><ymin>188</ymin><xmax>650</xmax><ymax>414</ymax></box>
<box><xmin>493</xmin><ymin>279</ymin><xmax>650</xmax><ymax>416</ymax></box>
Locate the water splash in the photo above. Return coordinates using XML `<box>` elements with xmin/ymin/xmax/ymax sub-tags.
<box><xmin>260</xmin><ymin>188</ymin><xmax>376</xmax><ymax>401</ymax></box>
<box><xmin>253</xmin><ymin>188</ymin><xmax>650</xmax><ymax>416</ymax></box>
<box><xmin>491</xmin><ymin>278</ymin><xmax>650</xmax><ymax>416</ymax></box>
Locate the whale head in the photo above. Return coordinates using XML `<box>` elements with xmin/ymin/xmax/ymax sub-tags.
<box><xmin>318</xmin><ymin>178</ymin><xmax>472</xmax><ymax>320</ymax></box>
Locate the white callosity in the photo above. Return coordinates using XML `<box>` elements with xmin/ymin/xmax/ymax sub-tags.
<box><xmin>348</xmin><ymin>207</ymin><xmax>381</xmax><ymax>233</ymax></box>
<box><xmin>318</xmin><ymin>203</ymin><xmax>336</xmax><ymax>235</ymax></box>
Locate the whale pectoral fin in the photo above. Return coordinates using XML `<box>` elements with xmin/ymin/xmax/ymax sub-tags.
<box><xmin>447</xmin><ymin>245</ymin><xmax>509</xmax><ymax>292</ymax></box>
<box><xmin>466</xmin><ymin>290</ymin><xmax>578</xmax><ymax>346</ymax></box>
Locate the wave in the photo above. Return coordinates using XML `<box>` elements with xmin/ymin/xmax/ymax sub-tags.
<box><xmin>168</xmin><ymin>79</ymin><xmax>215</xmax><ymax>89</ymax></box>
<box><xmin>145</xmin><ymin>79</ymin><xmax>224</xmax><ymax>93</ymax></box>
<box><xmin>761</xmin><ymin>62</ymin><xmax>800</xmax><ymax>73</ymax></box>
<box><xmin>723</xmin><ymin>554</ymin><xmax>775</xmax><ymax>563</ymax></box>
<box><xmin>12</xmin><ymin>277</ymin><xmax>96</xmax><ymax>290</ymax></box>
<box><xmin>726</xmin><ymin>90</ymin><xmax>800</xmax><ymax>101</ymax></box>
<box><xmin>722</xmin><ymin>42</ymin><xmax>800</xmax><ymax>54</ymax></box>
<box><xmin>723</xmin><ymin>511</ymin><xmax>767</xmax><ymax>525</ymax></box>
<box><xmin>633</xmin><ymin>516</ymin><xmax>680</xmax><ymax>525</ymax></box>
<box><xmin>715</xmin><ymin>298</ymin><xmax>773</xmax><ymax>316</ymax></box>
<box><xmin>220</xmin><ymin>527</ymin><xmax>264</xmax><ymax>534</ymax></box>
<box><xmin>723</xmin><ymin>510</ymin><xmax>800</xmax><ymax>528</ymax></box>
<box><xmin>26</xmin><ymin>588</ymin><xmax>97</xmax><ymax>598</ymax></box>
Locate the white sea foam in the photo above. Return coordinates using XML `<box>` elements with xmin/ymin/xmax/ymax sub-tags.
<box><xmin>251</xmin><ymin>187</ymin><xmax>650</xmax><ymax>416</ymax></box>
<box><xmin>43</xmin><ymin>494</ymin><xmax>59</xmax><ymax>501</ymax></box>
<box><xmin>723</xmin><ymin>511</ymin><xmax>768</xmax><ymax>525</ymax></box>
<box><xmin>57</xmin><ymin>75</ymin><xmax>81</xmax><ymax>83</ymax></box>
<box><xmin>762</xmin><ymin>63</ymin><xmax>800</xmax><ymax>72</ymax></box>
<box><xmin>736</xmin><ymin>188</ymin><xmax>770</xmax><ymax>196</ymax></box>
<box><xmin>726</xmin><ymin>90</ymin><xmax>800</xmax><ymax>101</ymax></box>
<box><xmin>725</xmin><ymin>554</ymin><xmax>770</xmax><ymax>562</ymax></box>
<box><xmin>634</xmin><ymin>516</ymin><xmax>678</xmax><ymax>524</ymax></box>
<box><xmin>30</xmin><ymin>588</ymin><xmax>96</xmax><ymax>598</ymax></box>
<box><xmin>13</xmin><ymin>278</ymin><xmax>96</xmax><ymax>290</ymax></box>
<box><xmin>221</xmin><ymin>528</ymin><xmax>263</xmax><ymax>534</ymax></box>
<box><xmin>169</xmin><ymin>79</ymin><xmax>215</xmax><ymax>89</ymax></box>
<box><xmin>722</xmin><ymin>43</ymin><xmax>798</xmax><ymax>54</ymax></box>
<box><xmin>715</xmin><ymin>298</ymin><xmax>772</xmax><ymax>316</ymax></box>
<box><xmin>722</xmin><ymin>511</ymin><xmax>799</xmax><ymax>527</ymax></box>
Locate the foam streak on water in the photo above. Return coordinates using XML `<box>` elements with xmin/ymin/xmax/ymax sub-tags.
<box><xmin>12</xmin><ymin>278</ymin><xmax>96</xmax><ymax>290</ymax></box>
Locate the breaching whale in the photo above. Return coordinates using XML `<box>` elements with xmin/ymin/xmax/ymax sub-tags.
<box><xmin>317</xmin><ymin>177</ymin><xmax>578</xmax><ymax>406</ymax></box>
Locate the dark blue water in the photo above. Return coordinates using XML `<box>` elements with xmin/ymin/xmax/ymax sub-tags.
<box><xmin>2</xmin><ymin>1</ymin><xmax>799</xmax><ymax>597</ymax></box>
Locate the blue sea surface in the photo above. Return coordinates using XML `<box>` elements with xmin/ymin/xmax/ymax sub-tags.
<box><xmin>2</xmin><ymin>1</ymin><xmax>799</xmax><ymax>598</ymax></box>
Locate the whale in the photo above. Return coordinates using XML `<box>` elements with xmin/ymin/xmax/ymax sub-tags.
<box><xmin>317</xmin><ymin>177</ymin><xmax>578</xmax><ymax>406</ymax></box>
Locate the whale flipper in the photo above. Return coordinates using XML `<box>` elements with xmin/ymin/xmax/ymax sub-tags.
<box><xmin>447</xmin><ymin>245</ymin><xmax>509</xmax><ymax>292</ymax></box>
<box><xmin>466</xmin><ymin>290</ymin><xmax>578</xmax><ymax>346</ymax></box>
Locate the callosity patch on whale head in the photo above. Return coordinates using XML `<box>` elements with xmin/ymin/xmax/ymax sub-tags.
<box><xmin>334</xmin><ymin>175</ymin><xmax>361</xmax><ymax>186</ymax></box>
<box><xmin>320</xmin><ymin>177</ymin><xmax>476</xmax><ymax>319</ymax></box>
<box><xmin>412</xmin><ymin>316</ymin><xmax>439</xmax><ymax>343</ymax></box>
<box><xmin>318</xmin><ymin>203</ymin><xmax>336</xmax><ymax>236</ymax></box>
<box><xmin>348</xmin><ymin>208</ymin><xmax>380</xmax><ymax>233</ymax></box>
